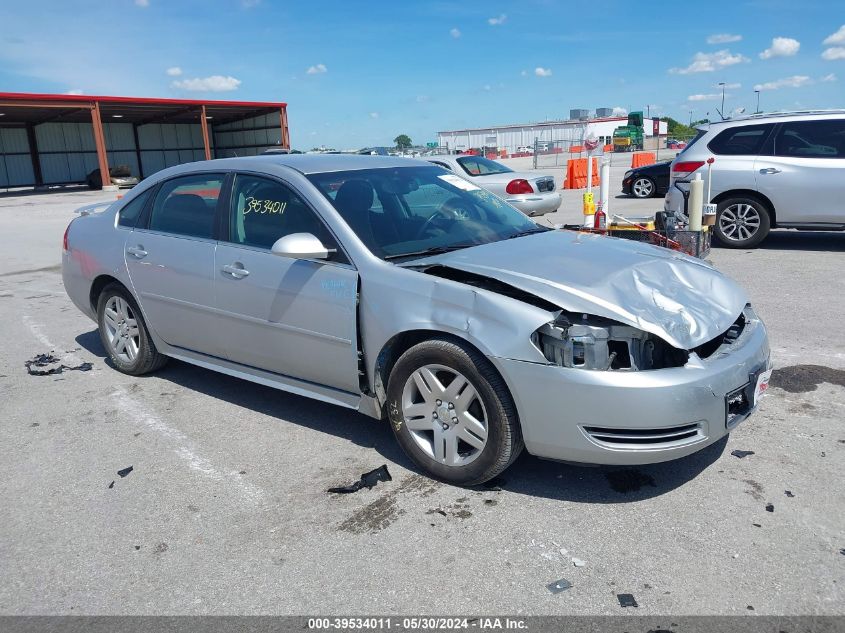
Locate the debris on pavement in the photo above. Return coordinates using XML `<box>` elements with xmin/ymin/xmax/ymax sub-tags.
<box><xmin>617</xmin><ymin>593</ymin><xmax>639</xmax><ymax>608</ymax></box>
<box><xmin>328</xmin><ymin>464</ymin><xmax>392</xmax><ymax>494</ymax></box>
<box><xmin>785</xmin><ymin>490</ymin><xmax>795</xmax><ymax>498</ymax></box>
<box><xmin>765</xmin><ymin>503</ymin><xmax>774</xmax><ymax>512</ymax></box>
<box><xmin>571</xmin><ymin>557</ymin><xmax>586</xmax><ymax>567</ymax></box>
<box><xmin>547</xmin><ymin>579</ymin><xmax>573</xmax><ymax>594</ymax></box>
<box><xmin>117</xmin><ymin>466</ymin><xmax>134</xmax><ymax>478</ymax></box>
<box><xmin>107</xmin><ymin>481</ymin><xmax>114</xmax><ymax>489</ymax></box>
<box><xmin>24</xmin><ymin>352</ymin><xmax>93</xmax><ymax>376</ymax></box>
<box><xmin>730</xmin><ymin>449</ymin><xmax>755</xmax><ymax>459</ymax></box>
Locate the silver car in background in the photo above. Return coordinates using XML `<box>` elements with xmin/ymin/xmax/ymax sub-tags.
<box><xmin>63</xmin><ymin>155</ymin><xmax>770</xmax><ymax>485</ymax></box>
<box><xmin>665</xmin><ymin>110</ymin><xmax>845</xmax><ymax>248</ymax></box>
<box><xmin>424</xmin><ymin>154</ymin><xmax>560</xmax><ymax>216</ymax></box>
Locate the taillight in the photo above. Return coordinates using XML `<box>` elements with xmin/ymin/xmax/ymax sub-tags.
<box><xmin>63</xmin><ymin>221</ymin><xmax>71</xmax><ymax>252</ymax></box>
<box><xmin>672</xmin><ymin>161</ymin><xmax>705</xmax><ymax>178</ymax></box>
<box><xmin>506</xmin><ymin>179</ymin><xmax>534</xmax><ymax>194</ymax></box>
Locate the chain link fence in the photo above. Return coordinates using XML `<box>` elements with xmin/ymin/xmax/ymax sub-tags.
<box><xmin>531</xmin><ymin>134</ymin><xmax>698</xmax><ymax>170</ymax></box>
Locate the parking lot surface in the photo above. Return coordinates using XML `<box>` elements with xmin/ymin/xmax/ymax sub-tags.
<box><xmin>0</xmin><ymin>176</ymin><xmax>843</xmax><ymax>615</ymax></box>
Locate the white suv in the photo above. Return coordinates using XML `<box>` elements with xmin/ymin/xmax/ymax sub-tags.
<box><xmin>664</xmin><ymin>111</ymin><xmax>845</xmax><ymax>248</ymax></box>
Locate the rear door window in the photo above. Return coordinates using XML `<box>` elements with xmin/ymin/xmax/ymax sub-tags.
<box><xmin>148</xmin><ymin>173</ymin><xmax>224</xmax><ymax>239</ymax></box>
<box><xmin>707</xmin><ymin>124</ymin><xmax>774</xmax><ymax>155</ymax></box>
<box><xmin>117</xmin><ymin>188</ymin><xmax>152</xmax><ymax>228</ymax></box>
<box><xmin>773</xmin><ymin>119</ymin><xmax>845</xmax><ymax>158</ymax></box>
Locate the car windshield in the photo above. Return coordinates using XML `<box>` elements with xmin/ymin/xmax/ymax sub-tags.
<box><xmin>455</xmin><ymin>156</ymin><xmax>513</xmax><ymax>176</ymax></box>
<box><xmin>307</xmin><ymin>165</ymin><xmax>547</xmax><ymax>261</ymax></box>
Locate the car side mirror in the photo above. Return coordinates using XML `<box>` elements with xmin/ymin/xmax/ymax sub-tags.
<box><xmin>270</xmin><ymin>233</ymin><xmax>335</xmax><ymax>260</ymax></box>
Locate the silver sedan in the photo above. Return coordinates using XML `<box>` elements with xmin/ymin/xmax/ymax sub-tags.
<box><xmin>62</xmin><ymin>155</ymin><xmax>770</xmax><ymax>485</ymax></box>
<box><xmin>424</xmin><ymin>154</ymin><xmax>560</xmax><ymax>216</ymax></box>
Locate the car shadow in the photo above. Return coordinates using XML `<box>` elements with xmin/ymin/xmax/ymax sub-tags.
<box><xmin>756</xmin><ymin>231</ymin><xmax>845</xmax><ymax>252</ymax></box>
<box><xmin>76</xmin><ymin>328</ymin><xmax>727</xmax><ymax>503</ymax></box>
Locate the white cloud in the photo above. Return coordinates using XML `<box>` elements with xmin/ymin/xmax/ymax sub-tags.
<box><xmin>171</xmin><ymin>75</ymin><xmax>241</xmax><ymax>92</ymax></box>
<box><xmin>487</xmin><ymin>14</ymin><xmax>506</xmax><ymax>25</ymax></box>
<box><xmin>65</xmin><ymin>89</ymin><xmax>83</xmax><ymax>95</ymax></box>
<box><xmin>820</xmin><ymin>73</ymin><xmax>837</xmax><ymax>82</ymax></box>
<box><xmin>753</xmin><ymin>75</ymin><xmax>812</xmax><ymax>91</ymax></box>
<box><xmin>707</xmin><ymin>33</ymin><xmax>742</xmax><ymax>44</ymax></box>
<box><xmin>670</xmin><ymin>49</ymin><xmax>749</xmax><ymax>74</ymax></box>
<box><xmin>823</xmin><ymin>25</ymin><xmax>845</xmax><ymax>45</ymax></box>
<box><xmin>306</xmin><ymin>63</ymin><xmax>327</xmax><ymax>74</ymax></box>
<box><xmin>822</xmin><ymin>47</ymin><xmax>845</xmax><ymax>60</ymax></box>
<box><xmin>759</xmin><ymin>37</ymin><xmax>800</xmax><ymax>59</ymax></box>
<box><xmin>687</xmin><ymin>93</ymin><xmax>722</xmax><ymax>101</ymax></box>
<box><xmin>449</xmin><ymin>27</ymin><xmax>461</xmax><ymax>38</ymax></box>
<box><xmin>520</xmin><ymin>69</ymin><xmax>527</xmax><ymax>76</ymax></box>
<box><xmin>534</xmin><ymin>67</ymin><xmax>552</xmax><ymax>77</ymax></box>
<box><xmin>612</xmin><ymin>106</ymin><xmax>627</xmax><ymax>116</ymax></box>
<box><xmin>717</xmin><ymin>82</ymin><xmax>742</xmax><ymax>89</ymax></box>
<box><xmin>134</xmin><ymin>0</ymin><xmax>149</xmax><ymax>6</ymax></box>
<box><xmin>165</xmin><ymin>66</ymin><xmax>182</xmax><ymax>77</ymax></box>
<box><xmin>369</xmin><ymin>112</ymin><xmax>379</xmax><ymax>119</ymax></box>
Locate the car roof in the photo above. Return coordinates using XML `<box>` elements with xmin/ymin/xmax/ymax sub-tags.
<box><xmin>154</xmin><ymin>154</ymin><xmax>436</xmax><ymax>177</ymax></box>
<box><xmin>700</xmin><ymin>109</ymin><xmax>845</xmax><ymax>130</ymax></box>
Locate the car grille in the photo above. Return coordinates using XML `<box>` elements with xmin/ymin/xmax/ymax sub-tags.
<box><xmin>536</xmin><ymin>178</ymin><xmax>554</xmax><ymax>192</ymax></box>
<box><xmin>582</xmin><ymin>423</ymin><xmax>702</xmax><ymax>448</ymax></box>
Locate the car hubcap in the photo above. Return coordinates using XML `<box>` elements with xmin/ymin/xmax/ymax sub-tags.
<box><xmin>103</xmin><ymin>296</ymin><xmax>140</xmax><ymax>363</ymax></box>
<box><xmin>633</xmin><ymin>178</ymin><xmax>653</xmax><ymax>197</ymax></box>
<box><xmin>401</xmin><ymin>364</ymin><xmax>488</xmax><ymax>467</ymax></box>
<box><xmin>719</xmin><ymin>204</ymin><xmax>761</xmax><ymax>242</ymax></box>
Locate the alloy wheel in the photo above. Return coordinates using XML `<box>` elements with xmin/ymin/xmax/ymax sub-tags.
<box><xmin>719</xmin><ymin>203</ymin><xmax>762</xmax><ymax>242</ymax></box>
<box><xmin>103</xmin><ymin>296</ymin><xmax>141</xmax><ymax>363</ymax></box>
<box><xmin>401</xmin><ymin>364</ymin><xmax>488</xmax><ymax>467</ymax></box>
<box><xmin>632</xmin><ymin>178</ymin><xmax>654</xmax><ymax>198</ymax></box>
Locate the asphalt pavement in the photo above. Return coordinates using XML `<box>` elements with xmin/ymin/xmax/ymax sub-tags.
<box><xmin>0</xmin><ymin>174</ymin><xmax>842</xmax><ymax>616</ymax></box>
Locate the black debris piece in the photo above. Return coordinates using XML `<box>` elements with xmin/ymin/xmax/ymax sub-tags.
<box><xmin>765</xmin><ymin>503</ymin><xmax>774</xmax><ymax>512</ymax></box>
<box><xmin>24</xmin><ymin>353</ymin><xmax>93</xmax><ymax>376</ymax></box>
<box><xmin>108</xmin><ymin>481</ymin><xmax>115</xmax><ymax>489</ymax></box>
<box><xmin>547</xmin><ymin>579</ymin><xmax>573</xmax><ymax>594</ymax></box>
<box><xmin>839</xmin><ymin>548</ymin><xmax>844</xmax><ymax>556</ymax></box>
<box><xmin>134</xmin><ymin>545</ymin><xmax>141</xmax><ymax>551</ymax></box>
<box><xmin>117</xmin><ymin>466</ymin><xmax>134</xmax><ymax>478</ymax></box>
<box><xmin>617</xmin><ymin>593</ymin><xmax>639</xmax><ymax>608</ymax></box>
<box><xmin>785</xmin><ymin>490</ymin><xmax>795</xmax><ymax>498</ymax></box>
<box><xmin>327</xmin><ymin>464</ymin><xmax>392</xmax><ymax>494</ymax></box>
<box><xmin>731</xmin><ymin>449</ymin><xmax>755</xmax><ymax>459</ymax></box>
<box><xmin>747</xmin><ymin>605</ymin><xmax>755</xmax><ymax>611</ymax></box>
<box><xmin>752</xmin><ymin>523</ymin><xmax>762</xmax><ymax>528</ymax></box>
<box><xmin>484</xmin><ymin>499</ymin><xmax>498</xmax><ymax>506</ymax></box>
<box><xmin>238</xmin><ymin>470</ymin><xmax>247</xmax><ymax>475</ymax></box>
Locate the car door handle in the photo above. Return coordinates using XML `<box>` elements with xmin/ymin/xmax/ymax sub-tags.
<box><xmin>222</xmin><ymin>264</ymin><xmax>250</xmax><ymax>278</ymax></box>
<box><xmin>126</xmin><ymin>245</ymin><xmax>147</xmax><ymax>258</ymax></box>
<box><xmin>759</xmin><ymin>168</ymin><xmax>781</xmax><ymax>174</ymax></box>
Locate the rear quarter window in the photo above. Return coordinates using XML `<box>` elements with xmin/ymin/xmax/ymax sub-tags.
<box><xmin>117</xmin><ymin>189</ymin><xmax>152</xmax><ymax>228</ymax></box>
<box><xmin>707</xmin><ymin>124</ymin><xmax>774</xmax><ymax>156</ymax></box>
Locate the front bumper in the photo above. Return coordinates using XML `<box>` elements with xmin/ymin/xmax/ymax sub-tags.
<box><xmin>507</xmin><ymin>192</ymin><xmax>561</xmax><ymax>216</ymax></box>
<box><xmin>664</xmin><ymin>183</ymin><xmax>684</xmax><ymax>214</ymax></box>
<box><xmin>491</xmin><ymin>312</ymin><xmax>771</xmax><ymax>465</ymax></box>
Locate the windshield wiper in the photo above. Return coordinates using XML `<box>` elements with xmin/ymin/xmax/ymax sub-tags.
<box><xmin>504</xmin><ymin>227</ymin><xmax>549</xmax><ymax>240</ymax></box>
<box><xmin>384</xmin><ymin>243</ymin><xmax>476</xmax><ymax>260</ymax></box>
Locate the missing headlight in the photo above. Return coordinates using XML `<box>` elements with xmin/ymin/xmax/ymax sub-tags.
<box><xmin>534</xmin><ymin>314</ymin><xmax>689</xmax><ymax>371</ymax></box>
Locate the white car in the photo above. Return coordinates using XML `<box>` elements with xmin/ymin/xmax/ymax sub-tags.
<box><xmin>516</xmin><ymin>145</ymin><xmax>534</xmax><ymax>154</ymax></box>
<box><xmin>424</xmin><ymin>155</ymin><xmax>560</xmax><ymax>216</ymax></box>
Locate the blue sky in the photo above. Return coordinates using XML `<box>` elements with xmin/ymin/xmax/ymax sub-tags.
<box><xmin>1</xmin><ymin>0</ymin><xmax>843</xmax><ymax>149</ymax></box>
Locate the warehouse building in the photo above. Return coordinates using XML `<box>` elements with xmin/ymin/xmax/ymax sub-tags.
<box><xmin>0</xmin><ymin>92</ymin><xmax>289</xmax><ymax>190</ymax></box>
<box><xmin>438</xmin><ymin>113</ymin><xmax>668</xmax><ymax>155</ymax></box>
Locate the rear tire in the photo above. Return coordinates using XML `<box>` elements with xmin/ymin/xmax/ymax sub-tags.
<box><xmin>631</xmin><ymin>177</ymin><xmax>655</xmax><ymax>198</ymax></box>
<box><xmin>386</xmin><ymin>337</ymin><xmax>523</xmax><ymax>486</ymax></box>
<box><xmin>714</xmin><ymin>197</ymin><xmax>771</xmax><ymax>248</ymax></box>
<box><xmin>97</xmin><ymin>284</ymin><xmax>168</xmax><ymax>375</ymax></box>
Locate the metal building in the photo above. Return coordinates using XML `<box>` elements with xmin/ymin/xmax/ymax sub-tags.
<box><xmin>0</xmin><ymin>92</ymin><xmax>289</xmax><ymax>190</ymax></box>
<box><xmin>437</xmin><ymin>115</ymin><xmax>668</xmax><ymax>155</ymax></box>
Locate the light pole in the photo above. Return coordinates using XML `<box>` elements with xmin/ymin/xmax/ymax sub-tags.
<box><xmin>689</xmin><ymin>110</ymin><xmax>694</xmax><ymax>127</ymax></box>
<box><xmin>755</xmin><ymin>90</ymin><xmax>761</xmax><ymax>114</ymax></box>
<box><xmin>718</xmin><ymin>82</ymin><xmax>726</xmax><ymax>119</ymax></box>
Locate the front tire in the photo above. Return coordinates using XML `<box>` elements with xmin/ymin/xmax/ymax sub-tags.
<box><xmin>714</xmin><ymin>197</ymin><xmax>771</xmax><ymax>248</ymax></box>
<box><xmin>386</xmin><ymin>338</ymin><xmax>523</xmax><ymax>485</ymax></box>
<box><xmin>631</xmin><ymin>177</ymin><xmax>655</xmax><ymax>198</ymax></box>
<box><xmin>97</xmin><ymin>284</ymin><xmax>168</xmax><ymax>375</ymax></box>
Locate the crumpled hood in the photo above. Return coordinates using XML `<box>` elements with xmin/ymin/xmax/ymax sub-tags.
<box><xmin>415</xmin><ymin>230</ymin><xmax>747</xmax><ymax>349</ymax></box>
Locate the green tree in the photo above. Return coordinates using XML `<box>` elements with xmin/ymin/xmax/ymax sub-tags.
<box><xmin>660</xmin><ymin>117</ymin><xmax>698</xmax><ymax>139</ymax></box>
<box><xmin>394</xmin><ymin>134</ymin><xmax>412</xmax><ymax>149</ymax></box>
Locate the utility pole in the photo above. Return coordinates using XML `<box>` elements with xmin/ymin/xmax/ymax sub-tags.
<box><xmin>755</xmin><ymin>90</ymin><xmax>761</xmax><ymax>114</ymax></box>
<box><xmin>718</xmin><ymin>82</ymin><xmax>726</xmax><ymax>120</ymax></box>
<box><xmin>689</xmin><ymin>110</ymin><xmax>694</xmax><ymax>127</ymax></box>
